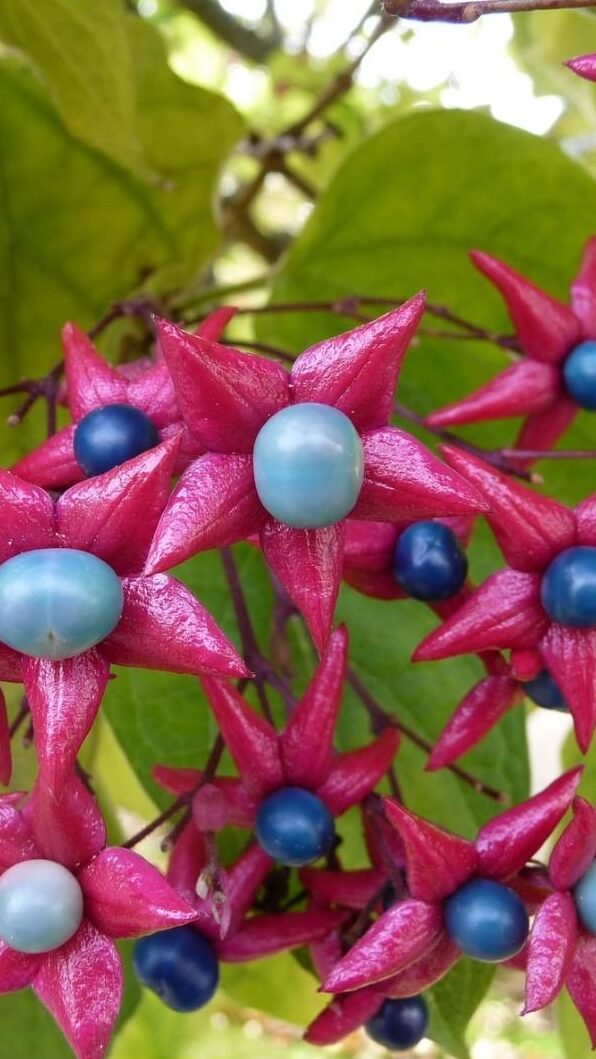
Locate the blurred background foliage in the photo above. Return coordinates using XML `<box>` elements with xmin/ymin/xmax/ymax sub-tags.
<box><xmin>1</xmin><ymin>1</ymin><xmax>596</xmax><ymax>1056</ymax></box>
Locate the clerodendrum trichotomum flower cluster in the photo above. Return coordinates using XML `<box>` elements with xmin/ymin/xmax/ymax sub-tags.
<box><xmin>2</xmin><ymin>245</ymin><xmax>596</xmax><ymax>1058</ymax></box>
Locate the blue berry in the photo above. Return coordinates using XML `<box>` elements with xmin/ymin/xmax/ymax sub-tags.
<box><xmin>253</xmin><ymin>403</ymin><xmax>364</xmax><ymax>529</ymax></box>
<box><xmin>0</xmin><ymin>860</ymin><xmax>83</xmax><ymax>954</ymax></box>
<box><xmin>444</xmin><ymin>878</ymin><xmax>528</xmax><ymax>962</ymax></box>
<box><xmin>255</xmin><ymin>787</ymin><xmax>335</xmax><ymax>867</ymax></box>
<box><xmin>563</xmin><ymin>341</ymin><xmax>596</xmax><ymax>411</ymax></box>
<box><xmin>523</xmin><ymin>669</ymin><xmax>568</xmax><ymax>712</ymax></box>
<box><xmin>0</xmin><ymin>548</ymin><xmax>124</xmax><ymax>659</ymax></box>
<box><xmin>393</xmin><ymin>521</ymin><xmax>468</xmax><ymax>602</ymax></box>
<box><xmin>133</xmin><ymin>926</ymin><xmax>219</xmax><ymax>1013</ymax></box>
<box><xmin>365</xmin><ymin>996</ymin><xmax>429</xmax><ymax>1051</ymax></box>
<box><xmin>573</xmin><ymin>861</ymin><xmax>596</xmax><ymax>935</ymax></box>
<box><xmin>74</xmin><ymin>403</ymin><xmax>159</xmax><ymax>476</ymax></box>
<box><xmin>541</xmin><ymin>547</ymin><xmax>596</xmax><ymax>627</ymax></box>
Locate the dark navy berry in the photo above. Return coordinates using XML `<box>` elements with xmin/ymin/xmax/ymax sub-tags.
<box><xmin>132</xmin><ymin>926</ymin><xmax>219</xmax><ymax>1013</ymax></box>
<box><xmin>563</xmin><ymin>340</ymin><xmax>596</xmax><ymax>410</ymax></box>
<box><xmin>74</xmin><ymin>403</ymin><xmax>159</xmax><ymax>476</ymax></box>
<box><xmin>541</xmin><ymin>547</ymin><xmax>596</xmax><ymax>628</ymax></box>
<box><xmin>523</xmin><ymin>669</ymin><xmax>568</xmax><ymax>712</ymax></box>
<box><xmin>393</xmin><ymin>521</ymin><xmax>468</xmax><ymax>602</ymax></box>
<box><xmin>365</xmin><ymin>996</ymin><xmax>429</xmax><ymax>1051</ymax></box>
<box><xmin>255</xmin><ymin>787</ymin><xmax>335</xmax><ymax>867</ymax></box>
<box><xmin>444</xmin><ymin>878</ymin><xmax>529</xmax><ymax>962</ymax></box>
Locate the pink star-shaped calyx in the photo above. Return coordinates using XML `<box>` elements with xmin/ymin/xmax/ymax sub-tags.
<box><xmin>321</xmin><ymin>767</ymin><xmax>581</xmax><ymax>995</ymax></box>
<box><xmin>154</xmin><ymin>627</ymin><xmax>400</xmax><ymax>838</ymax></box>
<box><xmin>143</xmin><ymin>297</ymin><xmax>488</xmax><ymax>650</ymax></box>
<box><xmin>567</xmin><ymin>55</ymin><xmax>596</xmax><ymax>82</ymax></box>
<box><xmin>524</xmin><ymin>797</ymin><xmax>596</xmax><ymax>1044</ymax></box>
<box><xmin>13</xmin><ymin>309</ymin><xmax>235</xmax><ymax>489</ymax></box>
<box><xmin>427</xmin><ymin>242</ymin><xmax>596</xmax><ymax>460</ymax></box>
<box><xmin>413</xmin><ymin>445</ymin><xmax>596</xmax><ymax>752</ymax></box>
<box><xmin>163</xmin><ymin>821</ymin><xmax>345</xmax><ymax>966</ymax></box>
<box><xmin>0</xmin><ymin>775</ymin><xmax>197</xmax><ymax>1059</ymax></box>
<box><xmin>0</xmin><ymin>439</ymin><xmax>246</xmax><ymax>795</ymax></box>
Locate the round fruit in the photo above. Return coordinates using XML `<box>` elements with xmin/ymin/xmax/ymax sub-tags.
<box><xmin>541</xmin><ymin>547</ymin><xmax>596</xmax><ymax>627</ymax></box>
<box><xmin>393</xmin><ymin>521</ymin><xmax>468</xmax><ymax>602</ymax></box>
<box><xmin>573</xmin><ymin>861</ymin><xmax>596</xmax><ymax>935</ymax></box>
<box><xmin>444</xmin><ymin>878</ymin><xmax>529</xmax><ymax>962</ymax></box>
<box><xmin>562</xmin><ymin>341</ymin><xmax>596</xmax><ymax>411</ymax></box>
<box><xmin>523</xmin><ymin>669</ymin><xmax>568</xmax><ymax>712</ymax></box>
<box><xmin>74</xmin><ymin>403</ymin><xmax>159</xmax><ymax>477</ymax></box>
<box><xmin>0</xmin><ymin>548</ymin><xmax>124</xmax><ymax>659</ymax></box>
<box><xmin>365</xmin><ymin>996</ymin><xmax>429</xmax><ymax>1051</ymax></box>
<box><xmin>0</xmin><ymin>860</ymin><xmax>84</xmax><ymax>954</ymax></box>
<box><xmin>255</xmin><ymin>787</ymin><xmax>335</xmax><ymax>867</ymax></box>
<box><xmin>133</xmin><ymin>926</ymin><xmax>220</xmax><ymax>1012</ymax></box>
<box><xmin>253</xmin><ymin>403</ymin><xmax>364</xmax><ymax>529</ymax></box>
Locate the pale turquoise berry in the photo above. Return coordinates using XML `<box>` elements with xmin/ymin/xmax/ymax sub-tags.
<box><xmin>253</xmin><ymin>403</ymin><xmax>364</xmax><ymax>529</ymax></box>
<box><xmin>574</xmin><ymin>861</ymin><xmax>596</xmax><ymax>935</ymax></box>
<box><xmin>0</xmin><ymin>860</ymin><xmax>84</xmax><ymax>953</ymax></box>
<box><xmin>0</xmin><ymin>548</ymin><xmax>124</xmax><ymax>659</ymax></box>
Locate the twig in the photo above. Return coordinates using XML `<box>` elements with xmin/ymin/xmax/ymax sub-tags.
<box><xmin>123</xmin><ymin>734</ymin><xmax>225</xmax><ymax>851</ymax></box>
<box><xmin>174</xmin><ymin>0</ymin><xmax>281</xmax><ymax>61</ymax></box>
<box><xmin>347</xmin><ymin>668</ymin><xmax>507</xmax><ymax>803</ymax></box>
<box><xmin>220</xmin><ymin>547</ymin><xmax>285</xmax><ymax>723</ymax></box>
<box><xmin>500</xmin><ymin>447</ymin><xmax>596</xmax><ymax>461</ymax></box>
<box><xmin>383</xmin><ymin>0</ymin><xmax>596</xmax><ymax>19</ymax></box>
<box><xmin>9</xmin><ymin>700</ymin><xmax>29</xmax><ymax>740</ymax></box>
<box><xmin>393</xmin><ymin>400</ymin><xmax>536</xmax><ymax>483</ymax></box>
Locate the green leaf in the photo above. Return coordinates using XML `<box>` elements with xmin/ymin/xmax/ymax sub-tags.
<box><xmin>0</xmin><ymin>939</ymin><xmax>141</xmax><ymax>1059</ymax></box>
<box><xmin>260</xmin><ymin>108</ymin><xmax>596</xmax><ymax>508</ymax></box>
<box><xmin>335</xmin><ymin>581</ymin><xmax>529</xmax><ymax>838</ymax></box>
<box><xmin>0</xmin><ymin>0</ymin><xmax>141</xmax><ymax>171</ymax></box>
<box><xmin>0</xmin><ymin>990</ymin><xmax>73</xmax><ymax>1059</ymax></box>
<box><xmin>221</xmin><ymin>952</ymin><xmax>324</xmax><ymax>1025</ymax></box>
<box><xmin>557</xmin><ymin>989</ymin><xmax>593</xmax><ymax>1059</ymax></box>
<box><xmin>427</xmin><ymin>960</ymin><xmax>495</xmax><ymax>1059</ymax></box>
<box><xmin>103</xmin><ymin>546</ymin><xmax>273</xmax><ymax>807</ymax></box>
<box><xmin>0</xmin><ymin>27</ymin><xmax>241</xmax><ymax>450</ymax></box>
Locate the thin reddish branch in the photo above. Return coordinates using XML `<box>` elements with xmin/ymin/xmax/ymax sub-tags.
<box><xmin>347</xmin><ymin>669</ymin><xmax>507</xmax><ymax>803</ymax></box>
<box><xmin>383</xmin><ymin>0</ymin><xmax>596</xmax><ymax>21</ymax></box>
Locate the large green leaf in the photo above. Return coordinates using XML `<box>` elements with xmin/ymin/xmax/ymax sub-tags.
<box><xmin>427</xmin><ymin>960</ymin><xmax>495</xmax><ymax>1059</ymax></box>
<box><xmin>0</xmin><ymin>0</ymin><xmax>141</xmax><ymax>171</ymax></box>
<box><xmin>0</xmin><ymin>22</ymin><xmax>241</xmax><ymax>448</ymax></box>
<box><xmin>260</xmin><ymin>108</ymin><xmax>596</xmax><ymax>507</ymax></box>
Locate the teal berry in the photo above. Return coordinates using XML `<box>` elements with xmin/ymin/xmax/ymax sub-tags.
<box><xmin>255</xmin><ymin>787</ymin><xmax>335</xmax><ymax>867</ymax></box>
<box><xmin>562</xmin><ymin>341</ymin><xmax>596</xmax><ymax>411</ymax></box>
<box><xmin>541</xmin><ymin>547</ymin><xmax>596</xmax><ymax>628</ymax></box>
<box><xmin>0</xmin><ymin>860</ymin><xmax>84</xmax><ymax>954</ymax></box>
<box><xmin>444</xmin><ymin>878</ymin><xmax>529</xmax><ymax>962</ymax></box>
<box><xmin>393</xmin><ymin>520</ymin><xmax>468</xmax><ymax>602</ymax></box>
<box><xmin>253</xmin><ymin>403</ymin><xmax>364</xmax><ymax>529</ymax></box>
<box><xmin>133</xmin><ymin>927</ymin><xmax>220</xmax><ymax>1013</ymax></box>
<box><xmin>574</xmin><ymin>861</ymin><xmax>596</xmax><ymax>935</ymax></box>
<box><xmin>74</xmin><ymin>403</ymin><xmax>159</xmax><ymax>477</ymax></box>
<box><xmin>0</xmin><ymin>548</ymin><xmax>124</xmax><ymax>659</ymax></box>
